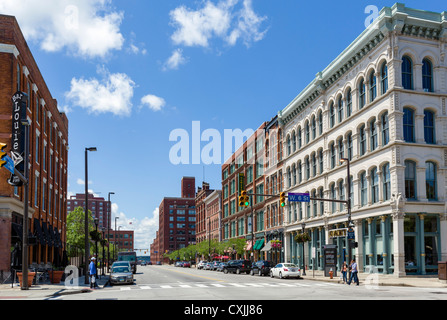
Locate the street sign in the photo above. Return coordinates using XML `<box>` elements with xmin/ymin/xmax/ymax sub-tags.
<box><xmin>347</xmin><ymin>227</ymin><xmax>355</xmax><ymax>240</ymax></box>
<box><xmin>238</xmin><ymin>173</ymin><xmax>245</xmax><ymax>192</ymax></box>
<box><xmin>329</xmin><ymin>228</ymin><xmax>347</xmax><ymax>238</ymax></box>
<box><xmin>3</xmin><ymin>155</ymin><xmax>15</xmax><ymax>174</ymax></box>
<box><xmin>288</xmin><ymin>193</ymin><xmax>310</xmax><ymax>202</ymax></box>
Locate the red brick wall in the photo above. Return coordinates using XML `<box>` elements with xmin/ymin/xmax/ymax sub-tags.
<box><xmin>0</xmin><ymin>217</ymin><xmax>11</xmax><ymax>271</ymax></box>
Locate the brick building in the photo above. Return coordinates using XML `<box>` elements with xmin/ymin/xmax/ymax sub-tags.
<box><xmin>203</xmin><ymin>190</ymin><xmax>222</xmax><ymax>242</ymax></box>
<box><xmin>67</xmin><ymin>193</ymin><xmax>112</xmax><ymax>230</ymax></box>
<box><xmin>151</xmin><ymin>177</ymin><xmax>196</xmax><ymax>264</ymax></box>
<box><xmin>221</xmin><ymin>123</ymin><xmax>266</xmax><ymax>260</ymax></box>
<box><xmin>195</xmin><ymin>181</ymin><xmax>214</xmax><ymax>243</ymax></box>
<box><xmin>0</xmin><ymin>15</ymin><xmax>69</xmax><ymax>275</ymax></box>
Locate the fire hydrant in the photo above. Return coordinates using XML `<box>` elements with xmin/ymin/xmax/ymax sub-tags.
<box><xmin>329</xmin><ymin>268</ymin><xmax>333</xmax><ymax>279</ymax></box>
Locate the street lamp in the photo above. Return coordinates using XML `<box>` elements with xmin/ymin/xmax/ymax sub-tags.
<box><xmin>107</xmin><ymin>192</ymin><xmax>115</xmax><ymax>272</ymax></box>
<box><xmin>301</xmin><ymin>223</ymin><xmax>306</xmax><ymax>276</ymax></box>
<box><xmin>340</xmin><ymin>157</ymin><xmax>353</xmax><ymax>273</ymax></box>
<box><xmin>114</xmin><ymin>216</ymin><xmax>119</xmax><ymax>261</ymax></box>
<box><xmin>84</xmin><ymin>147</ymin><xmax>97</xmax><ymax>284</ymax></box>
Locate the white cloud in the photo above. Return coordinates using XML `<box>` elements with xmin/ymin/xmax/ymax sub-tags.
<box><xmin>163</xmin><ymin>49</ymin><xmax>187</xmax><ymax>71</ymax></box>
<box><xmin>141</xmin><ymin>94</ymin><xmax>166</xmax><ymax>112</ymax></box>
<box><xmin>169</xmin><ymin>0</ymin><xmax>267</xmax><ymax>48</ymax></box>
<box><xmin>0</xmin><ymin>0</ymin><xmax>124</xmax><ymax>58</ymax></box>
<box><xmin>65</xmin><ymin>66</ymin><xmax>135</xmax><ymax>116</ymax></box>
<box><xmin>76</xmin><ymin>178</ymin><xmax>93</xmax><ymax>186</ymax></box>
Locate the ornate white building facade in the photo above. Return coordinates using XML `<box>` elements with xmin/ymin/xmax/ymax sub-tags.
<box><xmin>279</xmin><ymin>3</ymin><xmax>447</xmax><ymax>277</ymax></box>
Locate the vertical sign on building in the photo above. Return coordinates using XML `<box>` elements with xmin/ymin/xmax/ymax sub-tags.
<box><xmin>10</xmin><ymin>91</ymin><xmax>27</xmax><ymax>186</ymax></box>
<box><xmin>238</xmin><ymin>173</ymin><xmax>245</xmax><ymax>193</ymax></box>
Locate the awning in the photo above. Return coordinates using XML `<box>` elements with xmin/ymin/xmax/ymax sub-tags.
<box><xmin>245</xmin><ymin>240</ymin><xmax>254</xmax><ymax>251</ymax></box>
<box><xmin>34</xmin><ymin>218</ymin><xmax>46</xmax><ymax>245</ymax></box>
<box><xmin>41</xmin><ymin>221</ymin><xmax>52</xmax><ymax>246</ymax></box>
<box><xmin>11</xmin><ymin>223</ymin><xmax>23</xmax><ymax>241</ymax></box>
<box><xmin>48</xmin><ymin>225</ymin><xmax>56</xmax><ymax>247</ymax></box>
<box><xmin>261</xmin><ymin>240</ymin><xmax>272</xmax><ymax>252</ymax></box>
<box><xmin>254</xmin><ymin>239</ymin><xmax>264</xmax><ymax>250</ymax></box>
<box><xmin>53</xmin><ymin>228</ymin><xmax>62</xmax><ymax>248</ymax></box>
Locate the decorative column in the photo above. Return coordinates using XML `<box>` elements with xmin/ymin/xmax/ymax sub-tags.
<box><xmin>419</xmin><ymin>213</ymin><xmax>426</xmax><ymax>275</ymax></box>
<box><xmin>318</xmin><ymin>227</ymin><xmax>324</xmax><ymax>270</ymax></box>
<box><xmin>354</xmin><ymin>219</ymin><xmax>364</xmax><ymax>272</ymax></box>
<box><xmin>284</xmin><ymin>231</ymin><xmax>290</xmax><ymax>263</ymax></box>
<box><xmin>440</xmin><ymin>212</ymin><xmax>447</xmax><ymax>262</ymax></box>
<box><xmin>391</xmin><ymin>193</ymin><xmax>406</xmax><ymax>277</ymax></box>
<box><xmin>367</xmin><ymin>217</ymin><xmax>374</xmax><ymax>272</ymax></box>
<box><xmin>381</xmin><ymin>215</ymin><xmax>389</xmax><ymax>274</ymax></box>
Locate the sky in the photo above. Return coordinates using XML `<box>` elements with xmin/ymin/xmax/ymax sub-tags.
<box><xmin>1</xmin><ymin>0</ymin><xmax>445</xmax><ymax>255</ymax></box>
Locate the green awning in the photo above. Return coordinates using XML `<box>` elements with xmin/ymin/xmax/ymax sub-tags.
<box><xmin>254</xmin><ymin>239</ymin><xmax>264</xmax><ymax>250</ymax></box>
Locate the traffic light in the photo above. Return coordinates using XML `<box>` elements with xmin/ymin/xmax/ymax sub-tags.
<box><xmin>239</xmin><ymin>190</ymin><xmax>249</xmax><ymax>207</ymax></box>
<box><xmin>0</xmin><ymin>143</ymin><xmax>7</xmax><ymax>168</ymax></box>
<box><xmin>279</xmin><ymin>192</ymin><xmax>286</xmax><ymax>207</ymax></box>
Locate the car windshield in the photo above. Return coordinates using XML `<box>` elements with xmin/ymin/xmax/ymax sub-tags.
<box><xmin>113</xmin><ymin>267</ymin><xmax>130</xmax><ymax>273</ymax></box>
<box><xmin>283</xmin><ymin>264</ymin><xmax>297</xmax><ymax>268</ymax></box>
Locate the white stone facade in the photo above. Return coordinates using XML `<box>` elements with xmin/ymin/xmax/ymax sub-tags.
<box><xmin>278</xmin><ymin>4</ymin><xmax>447</xmax><ymax>276</ymax></box>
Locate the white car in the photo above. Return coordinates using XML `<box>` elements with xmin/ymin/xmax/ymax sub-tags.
<box><xmin>197</xmin><ymin>261</ymin><xmax>207</xmax><ymax>269</ymax></box>
<box><xmin>270</xmin><ymin>263</ymin><xmax>301</xmax><ymax>279</ymax></box>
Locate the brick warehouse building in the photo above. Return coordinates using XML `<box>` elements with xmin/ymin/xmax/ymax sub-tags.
<box><xmin>151</xmin><ymin>177</ymin><xmax>196</xmax><ymax>264</ymax></box>
<box><xmin>0</xmin><ymin>15</ymin><xmax>69</xmax><ymax>276</ymax></box>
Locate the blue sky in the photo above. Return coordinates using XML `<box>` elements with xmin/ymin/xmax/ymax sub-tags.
<box><xmin>1</xmin><ymin>0</ymin><xmax>445</xmax><ymax>254</ymax></box>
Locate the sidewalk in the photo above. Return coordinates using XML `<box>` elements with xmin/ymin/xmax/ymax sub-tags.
<box><xmin>0</xmin><ymin>273</ymin><xmax>110</xmax><ymax>300</ymax></box>
<box><xmin>301</xmin><ymin>270</ymin><xmax>447</xmax><ymax>288</ymax></box>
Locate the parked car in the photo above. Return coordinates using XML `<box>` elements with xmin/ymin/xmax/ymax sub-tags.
<box><xmin>211</xmin><ymin>261</ymin><xmax>220</xmax><ymax>270</ymax></box>
<box><xmin>110</xmin><ymin>265</ymin><xmax>134</xmax><ymax>285</ymax></box>
<box><xmin>270</xmin><ymin>263</ymin><xmax>301</xmax><ymax>279</ymax></box>
<box><xmin>111</xmin><ymin>261</ymin><xmax>132</xmax><ymax>270</ymax></box>
<box><xmin>141</xmin><ymin>261</ymin><xmax>147</xmax><ymax>266</ymax></box>
<box><xmin>197</xmin><ymin>261</ymin><xmax>207</xmax><ymax>269</ymax></box>
<box><xmin>216</xmin><ymin>262</ymin><xmax>227</xmax><ymax>272</ymax></box>
<box><xmin>182</xmin><ymin>261</ymin><xmax>191</xmax><ymax>268</ymax></box>
<box><xmin>174</xmin><ymin>261</ymin><xmax>183</xmax><ymax>267</ymax></box>
<box><xmin>223</xmin><ymin>260</ymin><xmax>252</xmax><ymax>274</ymax></box>
<box><xmin>250</xmin><ymin>260</ymin><xmax>274</xmax><ymax>276</ymax></box>
<box><xmin>204</xmin><ymin>262</ymin><xmax>213</xmax><ymax>270</ymax></box>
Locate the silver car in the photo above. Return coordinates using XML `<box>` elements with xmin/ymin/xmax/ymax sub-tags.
<box><xmin>110</xmin><ymin>266</ymin><xmax>134</xmax><ymax>285</ymax></box>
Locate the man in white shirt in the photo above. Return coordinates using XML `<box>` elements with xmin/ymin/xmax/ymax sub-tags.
<box><xmin>348</xmin><ymin>259</ymin><xmax>359</xmax><ymax>286</ymax></box>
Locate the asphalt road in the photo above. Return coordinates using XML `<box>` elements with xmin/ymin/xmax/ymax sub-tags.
<box><xmin>51</xmin><ymin>264</ymin><xmax>447</xmax><ymax>302</ymax></box>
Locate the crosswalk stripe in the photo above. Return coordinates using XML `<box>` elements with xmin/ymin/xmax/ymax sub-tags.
<box><xmin>140</xmin><ymin>286</ymin><xmax>152</xmax><ymax>290</ymax></box>
<box><xmin>160</xmin><ymin>285</ymin><xmax>173</xmax><ymax>289</ymax></box>
<box><xmin>179</xmin><ymin>284</ymin><xmax>192</xmax><ymax>288</ymax></box>
<box><xmin>195</xmin><ymin>284</ymin><xmax>208</xmax><ymax>288</ymax></box>
<box><xmin>120</xmin><ymin>287</ymin><xmax>131</xmax><ymax>291</ymax></box>
<box><xmin>211</xmin><ymin>283</ymin><xmax>225</xmax><ymax>287</ymax></box>
<box><xmin>229</xmin><ymin>283</ymin><xmax>246</xmax><ymax>287</ymax></box>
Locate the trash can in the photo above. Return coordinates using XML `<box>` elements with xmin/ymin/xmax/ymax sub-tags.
<box><xmin>439</xmin><ymin>262</ymin><xmax>447</xmax><ymax>281</ymax></box>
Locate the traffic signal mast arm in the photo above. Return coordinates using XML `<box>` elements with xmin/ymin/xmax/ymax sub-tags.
<box><xmin>243</xmin><ymin>192</ymin><xmax>349</xmax><ymax>205</ymax></box>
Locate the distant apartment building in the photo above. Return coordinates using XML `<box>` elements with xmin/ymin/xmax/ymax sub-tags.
<box><xmin>0</xmin><ymin>15</ymin><xmax>69</xmax><ymax>275</ymax></box>
<box><xmin>151</xmin><ymin>177</ymin><xmax>196</xmax><ymax>264</ymax></box>
<box><xmin>67</xmin><ymin>193</ymin><xmax>111</xmax><ymax>230</ymax></box>
<box><xmin>195</xmin><ymin>181</ymin><xmax>214</xmax><ymax>243</ymax></box>
<box><xmin>203</xmin><ymin>190</ymin><xmax>222</xmax><ymax>242</ymax></box>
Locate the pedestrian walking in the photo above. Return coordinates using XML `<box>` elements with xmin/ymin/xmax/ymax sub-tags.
<box><xmin>347</xmin><ymin>259</ymin><xmax>359</xmax><ymax>286</ymax></box>
<box><xmin>342</xmin><ymin>261</ymin><xmax>348</xmax><ymax>284</ymax></box>
<box><xmin>89</xmin><ymin>257</ymin><xmax>99</xmax><ymax>289</ymax></box>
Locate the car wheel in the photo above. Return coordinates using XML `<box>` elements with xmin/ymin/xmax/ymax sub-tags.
<box><xmin>279</xmin><ymin>272</ymin><xmax>283</xmax><ymax>279</ymax></box>
<box><xmin>270</xmin><ymin>271</ymin><xmax>274</xmax><ymax>278</ymax></box>
<box><xmin>258</xmin><ymin>270</ymin><xmax>262</xmax><ymax>276</ymax></box>
<box><xmin>224</xmin><ymin>269</ymin><xmax>228</xmax><ymax>274</ymax></box>
<box><xmin>236</xmin><ymin>268</ymin><xmax>240</xmax><ymax>275</ymax></box>
<box><xmin>250</xmin><ymin>270</ymin><xmax>254</xmax><ymax>276</ymax></box>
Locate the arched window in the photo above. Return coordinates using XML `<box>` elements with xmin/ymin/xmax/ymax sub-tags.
<box><xmin>359</xmin><ymin>79</ymin><xmax>366</xmax><ymax>108</ymax></box>
<box><xmin>338</xmin><ymin>138</ymin><xmax>344</xmax><ymax>160</ymax></box>
<box><xmin>381</xmin><ymin>112</ymin><xmax>389</xmax><ymax>146</ymax></box>
<box><xmin>318</xmin><ymin>111</ymin><xmax>323</xmax><ymax>135</ymax></box>
<box><xmin>360</xmin><ymin>172</ymin><xmax>367</xmax><ymax>206</ymax></box>
<box><xmin>346</xmin><ymin>89</ymin><xmax>352</xmax><ymax>117</ymax></box>
<box><xmin>292</xmin><ymin>164</ymin><xmax>296</xmax><ymax>186</ymax></box>
<box><xmin>338</xmin><ymin>180</ymin><xmax>345</xmax><ymax>212</ymax></box>
<box><xmin>359</xmin><ymin>125</ymin><xmax>366</xmax><ymax>156</ymax></box>
<box><xmin>17</xmin><ymin>63</ymin><xmax>21</xmax><ymax>91</ymax></box>
<box><xmin>298</xmin><ymin>161</ymin><xmax>302</xmax><ymax>183</ymax></box>
<box><xmin>370</xmin><ymin>71</ymin><xmax>377</xmax><ymax>102</ymax></box>
<box><xmin>311</xmin><ymin>116</ymin><xmax>316</xmax><ymax>140</ymax></box>
<box><xmin>287</xmin><ymin>135</ymin><xmax>291</xmax><ymax>155</ymax></box>
<box><xmin>403</xmin><ymin>107</ymin><xmax>415</xmax><ymax>142</ymax></box>
<box><xmin>318</xmin><ymin>149</ymin><xmax>324</xmax><ymax>174</ymax></box>
<box><xmin>337</xmin><ymin>96</ymin><xmax>344</xmax><ymax>123</ymax></box>
<box><xmin>330</xmin><ymin>143</ymin><xmax>336</xmax><ymax>169</ymax></box>
<box><xmin>330</xmin><ymin>102</ymin><xmax>335</xmax><ymax>128</ymax></box>
<box><xmin>422</xmin><ymin>58</ymin><xmax>433</xmax><ymax>92</ymax></box>
<box><xmin>287</xmin><ymin>167</ymin><xmax>291</xmax><ymax>188</ymax></box>
<box><xmin>319</xmin><ymin>188</ymin><xmax>324</xmax><ymax>216</ymax></box>
<box><xmin>402</xmin><ymin>56</ymin><xmax>413</xmax><ymax>90</ymax></box>
<box><xmin>330</xmin><ymin>183</ymin><xmax>336</xmax><ymax>213</ymax></box>
<box><xmin>404</xmin><ymin>160</ymin><xmax>416</xmax><ymax>200</ymax></box>
<box><xmin>426</xmin><ymin>161</ymin><xmax>437</xmax><ymax>200</ymax></box>
<box><xmin>371</xmin><ymin>167</ymin><xmax>379</xmax><ymax>204</ymax></box>
<box><xmin>347</xmin><ymin>133</ymin><xmax>353</xmax><ymax>160</ymax></box>
<box><xmin>381</xmin><ymin>62</ymin><xmax>388</xmax><ymax>94</ymax></box>
<box><xmin>424</xmin><ymin>109</ymin><xmax>435</xmax><ymax>144</ymax></box>
<box><xmin>382</xmin><ymin>163</ymin><xmax>390</xmax><ymax>201</ymax></box>
<box><xmin>370</xmin><ymin>119</ymin><xmax>378</xmax><ymax>151</ymax></box>
<box><xmin>312</xmin><ymin>190</ymin><xmax>317</xmax><ymax>216</ymax></box>
<box><xmin>305</xmin><ymin>157</ymin><xmax>310</xmax><ymax>180</ymax></box>
<box><xmin>298</xmin><ymin>127</ymin><xmax>302</xmax><ymax>149</ymax></box>
<box><xmin>292</xmin><ymin>131</ymin><xmax>296</xmax><ymax>152</ymax></box>
<box><xmin>305</xmin><ymin>121</ymin><xmax>310</xmax><ymax>144</ymax></box>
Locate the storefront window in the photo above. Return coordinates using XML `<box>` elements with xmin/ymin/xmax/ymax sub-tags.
<box><xmin>404</xmin><ymin>215</ymin><xmax>416</xmax><ymax>232</ymax></box>
<box><xmin>424</xmin><ymin>236</ymin><xmax>438</xmax><ymax>266</ymax></box>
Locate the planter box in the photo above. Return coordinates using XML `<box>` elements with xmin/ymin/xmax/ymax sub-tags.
<box><xmin>17</xmin><ymin>272</ymin><xmax>35</xmax><ymax>287</ymax></box>
<box><xmin>49</xmin><ymin>270</ymin><xmax>65</xmax><ymax>284</ymax></box>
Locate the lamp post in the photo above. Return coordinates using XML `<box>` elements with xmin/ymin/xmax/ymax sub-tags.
<box><xmin>84</xmin><ymin>147</ymin><xmax>97</xmax><ymax>284</ymax></box>
<box><xmin>301</xmin><ymin>223</ymin><xmax>306</xmax><ymax>276</ymax></box>
<box><xmin>107</xmin><ymin>192</ymin><xmax>115</xmax><ymax>272</ymax></box>
<box><xmin>340</xmin><ymin>157</ymin><xmax>353</xmax><ymax>275</ymax></box>
<box><xmin>114</xmin><ymin>216</ymin><xmax>119</xmax><ymax>261</ymax></box>
<box><xmin>101</xmin><ymin>227</ymin><xmax>106</xmax><ymax>276</ymax></box>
